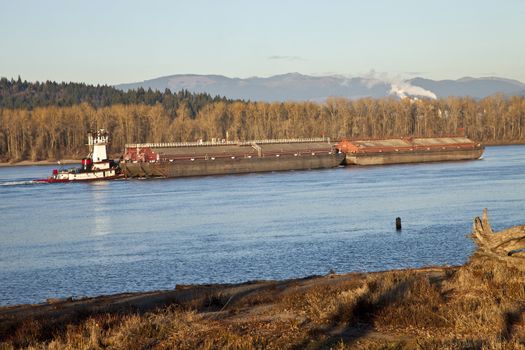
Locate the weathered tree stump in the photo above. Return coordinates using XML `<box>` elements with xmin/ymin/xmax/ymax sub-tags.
<box><xmin>471</xmin><ymin>208</ymin><xmax>525</xmax><ymax>269</ymax></box>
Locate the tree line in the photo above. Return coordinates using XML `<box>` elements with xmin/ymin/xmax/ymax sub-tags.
<box><xmin>1</xmin><ymin>95</ymin><xmax>524</xmax><ymax>162</ymax></box>
<box><xmin>0</xmin><ymin>77</ymin><xmax>231</xmax><ymax>117</ymax></box>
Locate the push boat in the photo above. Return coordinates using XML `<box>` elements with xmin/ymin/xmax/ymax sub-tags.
<box><xmin>36</xmin><ymin>129</ymin><xmax>122</xmax><ymax>183</ymax></box>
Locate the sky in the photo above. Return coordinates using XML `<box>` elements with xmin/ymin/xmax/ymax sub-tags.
<box><xmin>1</xmin><ymin>0</ymin><xmax>524</xmax><ymax>85</ymax></box>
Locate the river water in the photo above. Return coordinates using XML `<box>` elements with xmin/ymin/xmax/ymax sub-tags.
<box><xmin>1</xmin><ymin>146</ymin><xmax>524</xmax><ymax>306</ymax></box>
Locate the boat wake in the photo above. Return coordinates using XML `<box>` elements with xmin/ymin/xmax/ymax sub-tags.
<box><xmin>0</xmin><ymin>180</ymin><xmax>42</xmax><ymax>186</ymax></box>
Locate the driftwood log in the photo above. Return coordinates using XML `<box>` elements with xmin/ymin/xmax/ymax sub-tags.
<box><xmin>472</xmin><ymin>208</ymin><xmax>525</xmax><ymax>269</ymax></box>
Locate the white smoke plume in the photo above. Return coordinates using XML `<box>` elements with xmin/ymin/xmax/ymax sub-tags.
<box><xmin>339</xmin><ymin>70</ymin><xmax>437</xmax><ymax>99</ymax></box>
<box><xmin>389</xmin><ymin>81</ymin><xmax>437</xmax><ymax>99</ymax></box>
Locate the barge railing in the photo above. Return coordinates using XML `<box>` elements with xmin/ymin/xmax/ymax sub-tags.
<box><xmin>125</xmin><ymin>137</ymin><xmax>331</xmax><ymax>149</ymax></box>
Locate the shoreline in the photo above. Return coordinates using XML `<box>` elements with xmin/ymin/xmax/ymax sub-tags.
<box><xmin>2</xmin><ymin>260</ymin><xmax>523</xmax><ymax>348</ymax></box>
<box><xmin>0</xmin><ymin>265</ymin><xmax>455</xmax><ymax>310</ymax></box>
<box><xmin>483</xmin><ymin>140</ymin><xmax>525</xmax><ymax>146</ymax></box>
<box><xmin>0</xmin><ymin>159</ymin><xmax>81</xmax><ymax>167</ymax></box>
<box><xmin>0</xmin><ymin>266</ymin><xmax>454</xmax><ymax>339</ymax></box>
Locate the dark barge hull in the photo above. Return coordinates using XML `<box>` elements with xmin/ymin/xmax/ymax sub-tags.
<box><xmin>120</xmin><ymin>139</ymin><xmax>344</xmax><ymax>178</ymax></box>
<box><xmin>121</xmin><ymin>153</ymin><xmax>344</xmax><ymax>178</ymax></box>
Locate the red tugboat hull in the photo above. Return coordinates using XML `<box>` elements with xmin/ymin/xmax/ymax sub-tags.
<box><xmin>34</xmin><ymin>174</ymin><xmax>124</xmax><ymax>183</ymax></box>
<box><xmin>34</xmin><ymin>178</ymin><xmax>69</xmax><ymax>183</ymax></box>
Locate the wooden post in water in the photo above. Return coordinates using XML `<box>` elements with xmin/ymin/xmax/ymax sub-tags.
<box><xmin>396</xmin><ymin>217</ymin><xmax>402</xmax><ymax>231</ymax></box>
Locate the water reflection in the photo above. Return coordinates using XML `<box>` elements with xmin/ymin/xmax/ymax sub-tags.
<box><xmin>90</xmin><ymin>182</ymin><xmax>111</xmax><ymax>236</ymax></box>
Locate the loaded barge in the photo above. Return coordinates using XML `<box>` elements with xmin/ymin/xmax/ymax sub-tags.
<box><xmin>119</xmin><ymin>138</ymin><xmax>345</xmax><ymax>178</ymax></box>
<box><xmin>337</xmin><ymin>136</ymin><xmax>484</xmax><ymax>166</ymax></box>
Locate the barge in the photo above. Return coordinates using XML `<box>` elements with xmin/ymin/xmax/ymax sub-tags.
<box><xmin>119</xmin><ymin>138</ymin><xmax>345</xmax><ymax>178</ymax></box>
<box><xmin>337</xmin><ymin>136</ymin><xmax>484</xmax><ymax>166</ymax></box>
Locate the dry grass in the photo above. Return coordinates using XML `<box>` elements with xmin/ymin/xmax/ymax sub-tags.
<box><xmin>2</xmin><ymin>245</ymin><xmax>525</xmax><ymax>349</ymax></box>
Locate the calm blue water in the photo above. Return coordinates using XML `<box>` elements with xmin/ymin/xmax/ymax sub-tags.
<box><xmin>1</xmin><ymin>146</ymin><xmax>524</xmax><ymax>306</ymax></box>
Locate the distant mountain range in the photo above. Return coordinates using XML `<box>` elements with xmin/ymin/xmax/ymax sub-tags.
<box><xmin>115</xmin><ymin>73</ymin><xmax>525</xmax><ymax>101</ymax></box>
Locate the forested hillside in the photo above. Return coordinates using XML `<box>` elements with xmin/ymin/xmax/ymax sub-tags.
<box><xmin>1</xmin><ymin>89</ymin><xmax>524</xmax><ymax>161</ymax></box>
<box><xmin>0</xmin><ymin>77</ymin><xmax>228</xmax><ymax>117</ymax></box>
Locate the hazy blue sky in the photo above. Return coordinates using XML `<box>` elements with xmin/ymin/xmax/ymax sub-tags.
<box><xmin>1</xmin><ymin>0</ymin><xmax>524</xmax><ymax>85</ymax></box>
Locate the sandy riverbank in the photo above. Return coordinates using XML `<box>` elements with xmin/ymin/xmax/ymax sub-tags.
<box><xmin>1</xmin><ymin>261</ymin><xmax>524</xmax><ymax>349</ymax></box>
